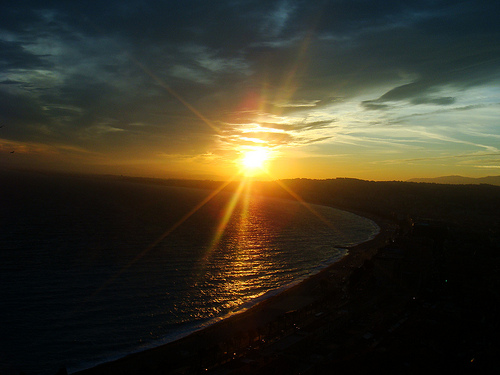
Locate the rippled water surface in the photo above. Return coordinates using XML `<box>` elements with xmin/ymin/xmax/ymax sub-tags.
<box><xmin>0</xmin><ymin>171</ymin><xmax>379</xmax><ymax>374</ymax></box>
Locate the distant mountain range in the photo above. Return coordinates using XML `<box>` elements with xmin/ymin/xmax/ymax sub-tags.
<box><xmin>408</xmin><ymin>175</ymin><xmax>500</xmax><ymax>186</ymax></box>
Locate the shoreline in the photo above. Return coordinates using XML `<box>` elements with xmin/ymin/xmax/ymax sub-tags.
<box><xmin>74</xmin><ymin>213</ymin><xmax>396</xmax><ymax>375</ymax></box>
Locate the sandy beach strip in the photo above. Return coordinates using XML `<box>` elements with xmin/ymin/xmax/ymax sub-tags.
<box><xmin>74</xmin><ymin>214</ymin><xmax>396</xmax><ymax>375</ymax></box>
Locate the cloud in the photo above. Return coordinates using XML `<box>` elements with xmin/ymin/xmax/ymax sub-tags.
<box><xmin>361</xmin><ymin>102</ymin><xmax>390</xmax><ymax>111</ymax></box>
<box><xmin>0</xmin><ymin>78</ymin><xmax>22</xmax><ymax>85</ymax></box>
<box><xmin>260</xmin><ymin>0</ymin><xmax>296</xmax><ymax>37</ymax></box>
<box><xmin>411</xmin><ymin>96</ymin><xmax>455</xmax><ymax>106</ymax></box>
<box><xmin>0</xmin><ymin>40</ymin><xmax>50</xmax><ymax>70</ymax></box>
<box><xmin>376</xmin><ymin>151</ymin><xmax>500</xmax><ymax>165</ymax></box>
<box><xmin>216</xmin><ymin>116</ymin><xmax>337</xmax><ymax>153</ymax></box>
<box><xmin>386</xmin><ymin>102</ymin><xmax>499</xmax><ymax>125</ymax></box>
<box><xmin>361</xmin><ymin>82</ymin><xmax>457</xmax><ymax>109</ymax></box>
<box><xmin>272</xmin><ymin>99</ymin><xmax>320</xmax><ymax>108</ymax></box>
<box><xmin>0</xmin><ymin>90</ymin><xmax>49</xmax><ymax>136</ymax></box>
<box><xmin>257</xmin><ymin>119</ymin><xmax>334</xmax><ymax>132</ymax></box>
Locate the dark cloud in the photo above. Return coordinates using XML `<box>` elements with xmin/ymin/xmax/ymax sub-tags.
<box><xmin>0</xmin><ymin>89</ymin><xmax>53</xmax><ymax>144</ymax></box>
<box><xmin>0</xmin><ymin>40</ymin><xmax>50</xmax><ymax>70</ymax></box>
<box><xmin>0</xmin><ymin>79</ymin><xmax>23</xmax><ymax>85</ymax></box>
<box><xmin>361</xmin><ymin>102</ymin><xmax>390</xmax><ymax>111</ymax></box>
<box><xmin>0</xmin><ymin>90</ymin><xmax>47</xmax><ymax>127</ymax></box>
<box><xmin>379</xmin><ymin>82</ymin><xmax>435</xmax><ymax>102</ymax></box>
<box><xmin>258</xmin><ymin>119</ymin><xmax>334</xmax><ymax>132</ymax></box>
<box><xmin>411</xmin><ymin>96</ymin><xmax>455</xmax><ymax>106</ymax></box>
<box><xmin>361</xmin><ymin>81</ymin><xmax>457</xmax><ymax>109</ymax></box>
<box><xmin>301</xmin><ymin>0</ymin><xmax>500</xmax><ymax>106</ymax></box>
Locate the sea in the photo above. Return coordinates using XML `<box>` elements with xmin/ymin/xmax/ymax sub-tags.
<box><xmin>0</xmin><ymin>170</ymin><xmax>379</xmax><ymax>375</ymax></box>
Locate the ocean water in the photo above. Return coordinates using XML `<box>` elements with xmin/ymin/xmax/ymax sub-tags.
<box><xmin>0</xmin><ymin>170</ymin><xmax>379</xmax><ymax>375</ymax></box>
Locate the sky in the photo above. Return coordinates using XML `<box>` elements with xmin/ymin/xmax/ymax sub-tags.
<box><xmin>0</xmin><ymin>0</ymin><xmax>499</xmax><ymax>181</ymax></box>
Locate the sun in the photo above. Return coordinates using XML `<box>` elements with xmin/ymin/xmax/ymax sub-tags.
<box><xmin>240</xmin><ymin>148</ymin><xmax>270</xmax><ymax>174</ymax></box>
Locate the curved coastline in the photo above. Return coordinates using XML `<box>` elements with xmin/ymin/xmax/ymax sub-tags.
<box><xmin>74</xmin><ymin>211</ymin><xmax>395</xmax><ymax>375</ymax></box>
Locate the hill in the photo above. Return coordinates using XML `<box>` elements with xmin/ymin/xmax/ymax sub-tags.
<box><xmin>408</xmin><ymin>175</ymin><xmax>500</xmax><ymax>186</ymax></box>
<box><xmin>114</xmin><ymin>175</ymin><xmax>500</xmax><ymax>233</ymax></box>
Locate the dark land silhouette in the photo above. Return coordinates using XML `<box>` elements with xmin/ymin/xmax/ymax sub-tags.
<box><xmin>58</xmin><ymin>174</ymin><xmax>499</xmax><ymax>374</ymax></box>
<box><xmin>111</xmin><ymin>175</ymin><xmax>500</xmax><ymax>233</ymax></box>
<box><xmin>407</xmin><ymin>175</ymin><xmax>500</xmax><ymax>186</ymax></box>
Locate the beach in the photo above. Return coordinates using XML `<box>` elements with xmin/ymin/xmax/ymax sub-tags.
<box><xmin>74</xmin><ymin>214</ymin><xmax>396</xmax><ymax>375</ymax></box>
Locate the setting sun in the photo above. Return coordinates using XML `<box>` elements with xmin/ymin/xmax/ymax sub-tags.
<box><xmin>240</xmin><ymin>148</ymin><xmax>270</xmax><ymax>174</ymax></box>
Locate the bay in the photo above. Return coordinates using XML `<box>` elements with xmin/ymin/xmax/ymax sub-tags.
<box><xmin>0</xmin><ymin>170</ymin><xmax>379</xmax><ymax>374</ymax></box>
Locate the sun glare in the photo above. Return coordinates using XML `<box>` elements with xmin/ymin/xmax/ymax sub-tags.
<box><xmin>240</xmin><ymin>148</ymin><xmax>270</xmax><ymax>174</ymax></box>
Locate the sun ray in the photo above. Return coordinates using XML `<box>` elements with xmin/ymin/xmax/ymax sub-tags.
<box><xmin>205</xmin><ymin>178</ymin><xmax>248</xmax><ymax>257</ymax></box>
<box><xmin>79</xmin><ymin>177</ymin><xmax>237</xmax><ymax>307</ymax></box>
<box><xmin>130</xmin><ymin>56</ymin><xmax>220</xmax><ymax>134</ymax></box>
<box><xmin>264</xmin><ymin>172</ymin><xmax>344</xmax><ymax>236</ymax></box>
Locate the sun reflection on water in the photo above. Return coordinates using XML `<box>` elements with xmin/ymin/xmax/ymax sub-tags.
<box><xmin>188</xmin><ymin>179</ymin><xmax>294</xmax><ymax>314</ymax></box>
